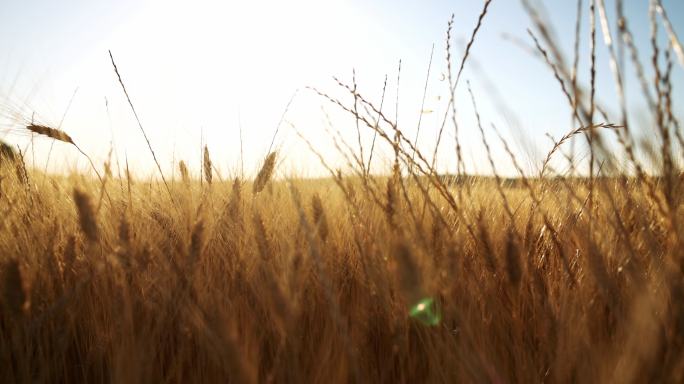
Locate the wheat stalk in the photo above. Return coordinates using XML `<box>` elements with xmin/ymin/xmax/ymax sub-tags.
<box><xmin>311</xmin><ymin>193</ymin><xmax>329</xmax><ymax>241</ymax></box>
<box><xmin>253</xmin><ymin>152</ymin><xmax>277</xmax><ymax>194</ymax></box>
<box><xmin>27</xmin><ymin>124</ymin><xmax>104</xmax><ymax>183</ymax></box>
<box><xmin>203</xmin><ymin>145</ymin><xmax>212</xmax><ymax>185</ymax></box>
<box><xmin>73</xmin><ymin>187</ymin><xmax>99</xmax><ymax>242</ymax></box>
<box><xmin>177</xmin><ymin>161</ymin><xmax>188</xmax><ymax>185</ymax></box>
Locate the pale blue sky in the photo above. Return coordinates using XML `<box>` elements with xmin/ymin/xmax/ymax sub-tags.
<box><xmin>0</xmin><ymin>0</ymin><xmax>682</xmax><ymax>177</ymax></box>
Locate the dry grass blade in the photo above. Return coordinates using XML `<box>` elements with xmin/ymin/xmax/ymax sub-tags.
<box><xmin>351</xmin><ymin>69</ymin><xmax>366</xmax><ymax>176</ymax></box>
<box><xmin>366</xmin><ymin>75</ymin><xmax>388</xmax><ymax>173</ymax></box>
<box><xmin>452</xmin><ymin>0</ymin><xmax>493</xmax><ymax>89</ymax></box>
<box><xmin>411</xmin><ymin>43</ymin><xmax>435</xmax><ymax>170</ymax></box>
<box><xmin>654</xmin><ymin>0</ymin><xmax>684</xmax><ymax>68</ymax></box>
<box><xmin>468</xmin><ymin>81</ymin><xmax>515</xmax><ymax>222</ymax></box>
<box><xmin>385</xmin><ymin>173</ymin><xmax>398</xmax><ymax>225</ymax></box>
<box><xmin>267</xmin><ymin>90</ymin><xmax>298</xmax><ymax>155</ymax></box>
<box><xmin>540</xmin><ymin>123</ymin><xmax>621</xmax><ymax>177</ymax></box>
<box><xmin>570</xmin><ymin>0</ymin><xmax>583</xmax><ymax>168</ymax></box>
<box><xmin>434</xmin><ymin>0</ymin><xmax>494</xmax><ymax>176</ymax></box>
<box><xmin>44</xmin><ymin>87</ymin><xmax>78</xmax><ymax>173</ymax></box>
<box><xmin>528</xmin><ymin>29</ymin><xmax>587</xmax><ymax>125</ymax></box>
<box><xmin>109</xmin><ymin>50</ymin><xmax>174</xmax><ymax>203</ymax></box>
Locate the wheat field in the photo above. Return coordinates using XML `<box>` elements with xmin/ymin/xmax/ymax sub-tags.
<box><xmin>2</xmin><ymin>1</ymin><xmax>684</xmax><ymax>383</ymax></box>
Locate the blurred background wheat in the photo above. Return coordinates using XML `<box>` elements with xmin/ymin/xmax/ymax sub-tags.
<box><xmin>1</xmin><ymin>0</ymin><xmax>684</xmax><ymax>383</ymax></box>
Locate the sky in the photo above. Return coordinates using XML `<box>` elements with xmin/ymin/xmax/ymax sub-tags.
<box><xmin>0</xmin><ymin>0</ymin><xmax>682</xmax><ymax>178</ymax></box>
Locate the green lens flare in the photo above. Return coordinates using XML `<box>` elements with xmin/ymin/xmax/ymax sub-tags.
<box><xmin>409</xmin><ymin>297</ymin><xmax>441</xmax><ymax>326</ymax></box>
